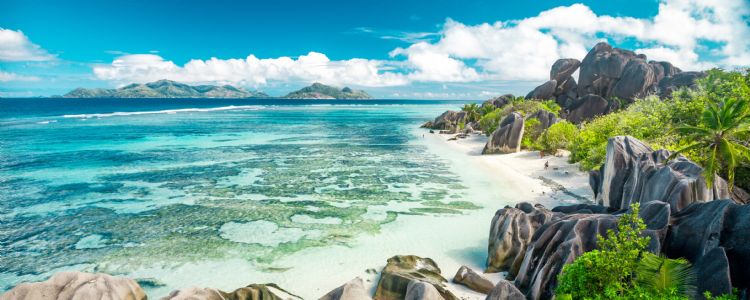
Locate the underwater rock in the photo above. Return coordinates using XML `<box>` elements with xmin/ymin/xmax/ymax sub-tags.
<box><xmin>0</xmin><ymin>272</ymin><xmax>146</xmax><ymax>300</ymax></box>
<box><xmin>374</xmin><ymin>255</ymin><xmax>457</xmax><ymax>300</ymax></box>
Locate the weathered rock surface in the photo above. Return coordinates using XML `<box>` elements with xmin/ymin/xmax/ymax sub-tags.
<box><xmin>319</xmin><ymin>278</ymin><xmax>372</xmax><ymax>300</ymax></box>
<box><xmin>527</xmin><ymin>109</ymin><xmax>559</xmax><ymax>130</ymax></box>
<box><xmin>0</xmin><ymin>272</ymin><xmax>146</xmax><ymax>300</ymax></box>
<box><xmin>426</xmin><ymin>110</ymin><xmax>467</xmax><ymax>133</ymax></box>
<box><xmin>484</xmin><ymin>279</ymin><xmax>525</xmax><ymax>300</ymax></box>
<box><xmin>482</xmin><ymin>112</ymin><xmax>524</xmax><ymax>154</ymax></box>
<box><xmin>403</xmin><ymin>281</ymin><xmax>444</xmax><ymax>300</ymax></box>
<box><xmin>611</xmin><ymin>59</ymin><xmax>658</xmax><ymax>101</ymax></box>
<box><xmin>639</xmin><ymin>200</ymin><xmax>671</xmax><ymax>253</ymax></box>
<box><xmin>486</xmin><ymin>202</ymin><xmax>554</xmax><ymax>277</ymax></box>
<box><xmin>664</xmin><ymin>200</ymin><xmax>750</xmax><ymax>292</ymax></box>
<box><xmin>593</xmin><ymin>136</ymin><xmax>732</xmax><ymax>212</ymax></box>
<box><xmin>658</xmin><ymin>71</ymin><xmax>705</xmax><ymax>98</ymax></box>
<box><xmin>374</xmin><ymin>255</ymin><xmax>456</xmax><ymax>300</ymax></box>
<box><xmin>526</xmin><ymin>80</ymin><xmax>557</xmax><ymax>100</ymax></box>
<box><xmin>550</xmin><ymin>59</ymin><xmax>581</xmax><ymax>84</ymax></box>
<box><xmin>452</xmin><ymin>266</ymin><xmax>494</xmax><ymax>294</ymax></box>
<box><xmin>482</xmin><ymin>94</ymin><xmax>513</xmax><ymax>110</ymax></box>
<box><xmin>694</xmin><ymin>247</ymin><xmax>733</xmax><ymax>299</ymax></box>
<box><xmin>514</xmin><ymin>214</ymin><xmax>619</xmax><ymax>299</ymax></box>
<box><xmin>577</xmin><ymin>42</ymin><xmax>639</xmax><ymax>97</ymax></box>
<box><xmin>566</xmin><ymin>94</ymin><xmax>614</xmax><ymax>123</ymax></box>
<box><xmin>163</xmin><ymin>284</ymin><xmax>299</xmax><ymax>300</ymax></box>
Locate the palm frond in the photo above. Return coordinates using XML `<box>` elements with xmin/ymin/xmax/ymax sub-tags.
<box><xmin>668</xmin><ymin>142</ymin><xmax>704</xmax><ymax>160</ymax></box>
<box><xmin>636</xmin><ymin>252</ymin><xmax>696</xmax><ymax>297</ymax></box>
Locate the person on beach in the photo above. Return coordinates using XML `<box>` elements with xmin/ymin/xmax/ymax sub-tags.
<box><xmin>544</xmin><ymin>161</ymin><xmax>549</xmax><ymax>170</ymax></box>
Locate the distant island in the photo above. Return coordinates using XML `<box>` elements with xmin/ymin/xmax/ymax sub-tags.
<box><xmin>62</xmin><ymin>80</ymin><xmax>372</xmax><ymax>99</ymax></box>
<box><xmin>282</xmin><ymin>82</ymin><xmax>371</xmax><ymax>99</ymax></box>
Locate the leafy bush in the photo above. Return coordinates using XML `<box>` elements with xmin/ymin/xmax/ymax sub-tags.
<box><xmin>477</xmin><ymin>99</ymin><xmax>561</xmax><ymax>135</ymax></box>
<box><xmin>522</xmin><ymin>118</ymin><xmax>542</xmax><ymax>149</ymax></box>
<box><xmin>536</xmin><ymin>120</ymin><xmax>579</xmax><ymax>153</ymax></box>
<box><xmin>556</xmin><ymin>203</ymin><xmax>699</xmax><ymax>300</ymax></box>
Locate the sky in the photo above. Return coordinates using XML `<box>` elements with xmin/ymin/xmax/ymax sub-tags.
<box><xmin>1</xmin><ymin>0</ymin><xmax>749</xmax><ymax>99</ymax></box>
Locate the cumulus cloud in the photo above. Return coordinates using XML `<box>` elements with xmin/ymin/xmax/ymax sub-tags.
<box><xmin>0</xmin><ymin>71</ymin><xmax>40</xmax><ymax>82</ymax></box>
<box><xmin>391</xmin><ymin>0</ymin><xmax>750</xmax><ymax>82</ymax></box>
<box><xmin>94</xmin><ymin>52</ymin><xmax>409</xmax><ymax>87</ymax></box>
<box><xmin>92</xmin><ymin>0</ymin><xmax>749</xmax><ymax>87</ymax></box>
<box><xmin>0</xmin><ymin>28</ymin><xmax>55</xmax><ymax>62</ymax></box>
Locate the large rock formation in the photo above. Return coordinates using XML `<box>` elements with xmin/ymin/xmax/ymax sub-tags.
<box><xmin>523</xmin><ymin>42</ymin><xmax>704</xmax><ymax>123</ymax></box>
<box><xmin>374</xmin><ymin>255</ymin><xmax>457</xmax><ymax>300</ymax></box>
<box><xmin>592</xmin><ymin>136</ymin><xmax>732</xmax><ymax>212</ymax></box>
<box><xmin>403</xmin><ymin>281</ymin><xmax>444</xmax><ymax>300</ymax></box>
<box><xmin>320</xmin><ymin>278</ymin><xmax>372</xmax><ymax>300</ymax></box>
<box><xmin>422</xmin><ymin>110</ymin><xmax>467</xmax><ymax>133</ymax></box>
<box><xmin>527</xmin><ymin>110</ymin><xmax>559</xmax><ymax>130</ymax></box>
<box><xmin>525</xmin><ymin>80</ymin><xmax>557</xmax><ymax>100</ymax></box>
<box><xmin>513</xmin><ymin>214</ymin><xmax>619</xmax><ymax>299</ymax></box>
<box><xmin>565</xmin><ymin>94</ymin><xmax>616</xmax><ymax>124</ymax></box>
<box><xmin>486</xmin><ymin>202</ymin><xmax>554</xmax><ymax>277</ymax></box>
<box><xmin>484</xmin><ymin>279</ymin><xmax>525</xmax><ymax>300</ymax></box>
<box><xmin>0</xmin><ymin>272</ymin><xmax>146</xmax><ymax>300</ymax></box>
<box><xmin>482</xmin><ymin>112</ymin><xmax>524</xmax><ymax>154</ymax></box>
<box><xmin>162</xmin><ymin>284</ymin><xmax>299</xmax><ymax>300</ymax></box>
<box><xmin>452</xmin><ymin>266</ymin><xmax>494</xmax><ymax>294</ymax></box>
<box><xmin>663</xmin><ymin>200</ymin><xmax>750</xmax><ymax>294</ymax></box>
<box><xmin>482</xmin><ymin>94</ymin><xmax>514</xmax><ymax>110</ymax></box>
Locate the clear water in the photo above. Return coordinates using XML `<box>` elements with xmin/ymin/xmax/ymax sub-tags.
<box><xmin>0</xmin><ymin>98</ymin><xmax>478</xmax><ymax>291</ymax></box>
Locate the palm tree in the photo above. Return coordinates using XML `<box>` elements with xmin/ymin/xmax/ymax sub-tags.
<box><xmin>670</xmin><ymin>98</ymin><xmax>750</xmax><ymax>189</ymax></box>
<box><xmin>461</xmin><ymin>103</ymin><xmax>481</xmax><ymax>123</ymax></box>
<box><xmin>635</xmin><ymin>252</ymin><xmax>696</xmax><ymax>298</ymax></box>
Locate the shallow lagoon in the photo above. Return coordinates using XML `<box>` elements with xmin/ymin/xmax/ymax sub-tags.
<box><xmin>0</xmin><ymin>99</ymin><xmax>498</xmax><ymax>295</ymax></box>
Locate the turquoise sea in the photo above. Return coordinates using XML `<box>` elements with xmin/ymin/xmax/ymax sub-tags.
<box><xmin>0</xmin><ymin>98</ymin><xmax>483</xmax><ymax>293</ymax></box>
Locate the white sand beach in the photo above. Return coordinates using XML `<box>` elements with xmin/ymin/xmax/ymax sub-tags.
<box><xmin>131</xmin><ymin>128</ymin><xmax>594</xmax><ymax>299</ymax></box>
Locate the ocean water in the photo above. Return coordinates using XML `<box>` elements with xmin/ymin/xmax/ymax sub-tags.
<box><xmin>0</xmin><ymin>98</ymin><xmax>481</xmax><ymax>293</ymax></box>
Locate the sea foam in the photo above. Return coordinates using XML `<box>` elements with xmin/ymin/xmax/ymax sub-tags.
<box><xmin>62</xmin><ymin>105</ymin><xmax>264</xmax><ymax>119</ymax></box>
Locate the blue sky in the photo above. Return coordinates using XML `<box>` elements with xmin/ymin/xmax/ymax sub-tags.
<box><xmin>1</xmin><ymin>0</ymin><xmax>749</xmax><ymax>98</ymax></box>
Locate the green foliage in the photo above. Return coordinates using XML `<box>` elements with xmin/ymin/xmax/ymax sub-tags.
<box><xmin>556</xmin><ymin>204</ymin><xmax>698</xmax><ymax>300</ymax></box>
<box><xmin>635</xmin><ymin>252</ymin><xmax>696</xmax><ymax>297</ymax></box>
<box><xmin>479</xmin><ymin>108</ymin><xmax>503</xmax><ymax>135</ymax></box>
<box><xmin>477</xmin><ymin>98</ymin><xmax>561</xmax><ymax>135</ymax></box>
<box><xmin>461</xmin><ymin>103</ymin><xmax>481</xmax><ymax>123</ymax></box>
<box><xmin>536</xmin><ymin>120</ymin><xmax>579</xmax><ymax>153</ymax></box>
<box><xmin>522</xmin><ymin>118</ymin><xmax>542</xmax><ymax>149</ymax></box>
<box><xmin>670</xmin><ymin>95</ymin><xmax>750</xmax><ymax>190</ymax></box>
<box><xmin>704</xmin><ymin>289</ymin><xmax>740</xmax><ymax>300</ymax></box>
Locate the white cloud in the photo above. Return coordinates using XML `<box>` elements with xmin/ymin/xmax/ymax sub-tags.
<box><xmin>0</xmin><ymin>71</ymin><xmax>40</xmax><ymax>82</ymax></box>
<box><xmin>0</xmin><ymin>28</ymin><xmax>55</xmax><ymax>62</ymax></box>
<box><xmin>94</xmin><ymin>52</ymin><xmax>409</xmax><ymax>87</ymax></box>
<box><xmin>92</xmin><ymin>0</ymin><xmax>749</xmax><ymax>88</ymax></box>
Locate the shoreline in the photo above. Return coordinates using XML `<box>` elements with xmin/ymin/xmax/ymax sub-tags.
<box><xmin>130</xmin><ymin>128</ymin><xmax>592</xmax><ymax>299</ymax></box>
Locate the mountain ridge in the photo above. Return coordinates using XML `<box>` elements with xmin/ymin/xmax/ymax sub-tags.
<box><xmin>62</xmin><ymin>80</ymin><xmax>372</xmax><ymax>99</ymax></box>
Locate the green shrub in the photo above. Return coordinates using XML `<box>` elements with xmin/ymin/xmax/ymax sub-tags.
<box><xmin>536</xmin><ymin>120</ymin><xmax>578</xmax><ymax>153</ymax></box>
<box><xmin>522</xmin><ymin>118</ymin><xmax>542</xmax><ymax>149</ymax></box>
<box><xmin>478</xmin><ymin>99</ymin><xmax>561</xmax><ymax>135</ymax></box>
<box><xmin>556</xmin><ymin>203</ymin><xmax>700</xmax><ymax>300</ymax></box>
